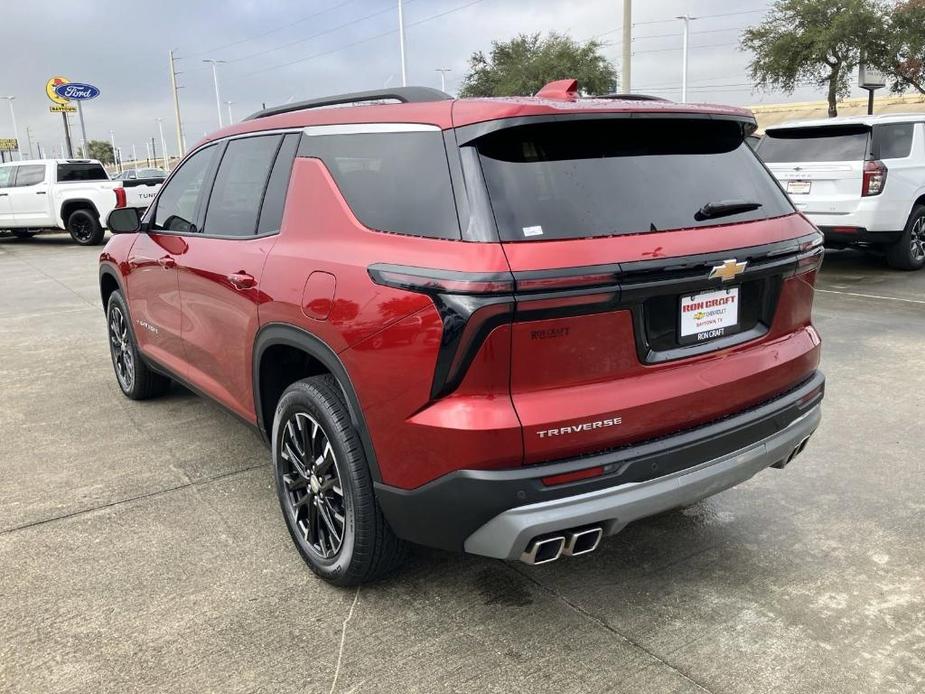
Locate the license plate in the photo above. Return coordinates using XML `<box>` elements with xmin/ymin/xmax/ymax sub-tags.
<box><xmin>787</xmin><ymin>180</ymin><xmax>812</xmax><ymax>195</ymax></box>
<box><xmin>680</xmin><ymin>287</ymin><xmax>740</xmax><ymax>344</ymax></box>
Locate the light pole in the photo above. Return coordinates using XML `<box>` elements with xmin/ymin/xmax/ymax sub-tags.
<box><xmin>676</xmin><ymin>15</ymin><xmax>696</xmax><ymax>103</ymax></box>
<box><xmin>203</xmin><ymin>59</ymin><xmax>226</xmax><ymax>128</ymax></box>
<box><xmin>0</xmin><ymin>96</ymin><xmax>21</xmax><ymax>160</ymax></box>
<box><xmin>132</xmin><ymin>143</ymin><xmax>138</xmax><ymax>167</ymax></box>
<box><xmin>110</xmin><ymin>130</ymin><xmax>121</xmax><ymax>173</ymax></box>
<box><xmin>622</xmin><ymin>0</ymin><xmax>632</xmax><ymax>93</ymax></box>
<box><xmin>398</xmin><ymin>0</ymin><xmax>407</xmax><ymax>86</ymax></box>
<box><xmin>435</xmin><ymin>68</ymin><xmax>451</xmax><ymax>92</ymax></box>
<box><xmin>226</xmin><ymin>100</ymin><xmax>234</xmax><ymax>125</ymax></box>
<box><xmin>156</xmin><ymin>118</ymin><xmax>169</xmax><ymax>171</ymax></box>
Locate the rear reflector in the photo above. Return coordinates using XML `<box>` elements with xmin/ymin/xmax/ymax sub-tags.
<box><xmin>541</xmin><ymin>466</ymin><xmax>605</xmax><ymax>487</ymax></box>
<box><xmin>831</xmin><ymin>226</ymin><xmax>859</xmax><ymax>234</ymax></box>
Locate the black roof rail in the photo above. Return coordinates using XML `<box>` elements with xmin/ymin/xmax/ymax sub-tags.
<box><xmin>598</xmin><ymin>93</ymin><xmax>672</xmax><ymax>102</ymax></box>
<box><xmin>244</xmin><ymin>87</ymin><xmax>452</xmax><ymax>121</ymax></box>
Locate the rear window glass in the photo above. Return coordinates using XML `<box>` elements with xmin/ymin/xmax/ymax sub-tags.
<box><xmin>14</xmin><ymin>165</ymin><xmax>45</xmax><ymax>186</ymax></box>
<box><xmin>875</xmin><ymin>123</ymin><xmax>914</xmax><ymax>159</ymax></box>
<box><xmin>57</xmin><ymin>163</ymin><xmax>108</xmax><ymax>182</ymax></box>
<box><xmin>759</xmin><ymin>125</ymin><xmax>870</xmax><ymax>162</ymax></box>
<box><xmin>300</xmin><ymin>131</ymin><xmax>460</xmax><ymax>240</ymax></box>
<box><xmin>475</xmin><ymin>118</ymin><xmax>793</xmax><ymax>242</ymax></box>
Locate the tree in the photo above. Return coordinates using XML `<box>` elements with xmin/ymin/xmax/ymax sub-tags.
<box><xmin>83</xmin><ymin>139</ymin><xmax>114</xmax><ymax>164</ymax></box>
<box><xmin>459</xmin><ymin>32</ymin><xmax>616</xmax><ymax>98</ymax></box>
<box><xmin>873</xmin><ymin>0</ymin><xmax>925</xmax><ymax>94</ymax></box>
<box><xmin>741</xmin><ymin>0</ymin><xmax>887</xmax><ymax>117</ymax></box>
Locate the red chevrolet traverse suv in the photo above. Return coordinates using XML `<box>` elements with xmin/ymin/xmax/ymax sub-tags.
<box><xmin>100</xmin><ymin>80</ymin><xmax>824</xmax><ymax>585</ymax></box>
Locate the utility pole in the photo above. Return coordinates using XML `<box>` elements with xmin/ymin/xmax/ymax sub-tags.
<box><xmin>622</xmin><ymin>0</ymin><xmax>632</xmax><ymax>92</ymax></box>
<box><xmin>0</xmin><ymin>96</ymin><xmax>21</xmax><ymax>160</ymax></box>
<box><xmin>145</xmin><ymin>141</ymin><xmax>152</xmax><ymax>167</ymax></box>
<box><xmin>25</xmin><ymin>126</ymin><xmax>34</xmax><ymax>159</ymax></box>
<box><xmin>156</xmin><ymin>117</ymin><xmax>169</xmax><ymax>171</ymax></box>
<box><xmin>202</xmin><ymin>59</ymin><xmax>226</xmax><ymax>128</ymax></box>
<box><xmin>169</xmin><ymin>50</ymin><xmax>186</xmax><ymax>156</ymax></box>
<box><xmin>226</xmin><ymin>100</ymin><xmax>234</xmax><ymax>125</ymax></box>
<box><xmin>435</xmin><ymin>68</ymin><xmax>451</xmax><ymax>92</ymax></box>
<box><xmin>398</xmin><ymin>0</ymin><xmax>407</xmax><ymax>86</ymax></box>
<box><xmin>110</xmin><ymin>130</ymin><xmax>121</xmax><ymax>173</ymax></box>
<box><xmin>677</xmin><ymin>15</ymin><xmax>696</xmax><ymax>103</ymax></box>
<box><xmin>132</xmin><ymin>143</ymin><xmax>138</xmax><ymax>167</ymax></box>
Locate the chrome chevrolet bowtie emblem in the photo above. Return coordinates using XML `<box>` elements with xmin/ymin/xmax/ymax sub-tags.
<box><xmin>709</xmin><ymin>259</ymin><xmax>747</xmax><ymax>282</ymax></box>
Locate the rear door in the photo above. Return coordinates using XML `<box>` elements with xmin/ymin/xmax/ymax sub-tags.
<box><xmin>463</xmin><ymin>116</ymin><xmax>816</xmax><ymax>463</ymax></box>
<box><xmin>126</xmin><ymin>144</ymin><xmax>220</xmax><ymax>375</ymax></box>
<box><xmin>0</xmin><ymin>165</ymin><xmax>14</xmax><ymax>224</ymax></box>
<box><xmin>176</xmin><ymin>132</ymin><xmax>298</xmax><ymax>420</ymax></box>
<box><xmin>8</xmin><ymin>164</ymin><xmax>52</xmax><ymax>226</ymax></box>
<box><xmin>759</xmin><ymin>124</ymin><xmax>871</xmax><ymax>215</ymax></box>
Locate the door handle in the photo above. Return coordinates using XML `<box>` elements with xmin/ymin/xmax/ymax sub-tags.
<box><xmin>0</xmin><ymin>193</ymin><xmax>7</xmax><ymax>197</ymax></box>
<box><xmin>157</xmin><ymin>256</ymin><xmax>176</xmax><ymax>269</ymax></box>
<box><xmin>227</xmin><ymin>272</ymin><xmax>256</xmax><ymax>290</ymax></box>
<box><xmin>35</xmin><ymin>191</ymin><xmax>47</xmax><ymax>195</ymax></box>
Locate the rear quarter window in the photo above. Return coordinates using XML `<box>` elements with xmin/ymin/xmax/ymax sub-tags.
<box><xmin>874</xmin><ymin>123</ymin><xmax>915</xmax><ymax>159</ymax></box>
<box><xmin>57</xmin><ymin>163</ymin><xmax>109</xmax><ymax>182</ymax></box>
<box><xmin>299</xmin><ymin>130</ymin><xmax>460</xmax><ymax>240</ymax></box>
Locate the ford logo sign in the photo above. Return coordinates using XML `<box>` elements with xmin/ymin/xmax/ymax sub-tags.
<box><xmin>53</xmin><ymin>83</ymin><xmax>101</xmax><ymax>101</ymax></box>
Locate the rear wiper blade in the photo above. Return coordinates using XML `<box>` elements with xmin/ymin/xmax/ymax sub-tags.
<box><xmin>695</xmin><ymin>199</ymin><xmax>763</xmax><ymax>221</ymax></box>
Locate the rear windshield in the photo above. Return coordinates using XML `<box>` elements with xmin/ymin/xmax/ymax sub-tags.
<box><xmin>475</xmin><ymin>118</ymin><xmax>792</xmax><ymax>241</ymax></box>
<box><xmin>759</xmin><ymin>125</ymin><xmax>871</xmax><ymax>163</ymax></box>
<box><xmin>57</xmin><ymin>163</ymin><xmax>109</xmax><ymax>182</ymax></box>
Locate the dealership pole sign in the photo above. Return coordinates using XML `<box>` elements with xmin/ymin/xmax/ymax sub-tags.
<box><xmin>46</xmin><ymin>76</ymin><xmax>100</xmax><ymax>159</ymax></box>
<box><xmin>53</xmin><ymin>82</ymin><xmax>101</xmax><ymax>101</ymax></box>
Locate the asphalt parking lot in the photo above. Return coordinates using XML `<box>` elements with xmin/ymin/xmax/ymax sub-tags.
<box><xmin>1</xmin><ymin>232</ymin><xmax>923</xmax><ymax>694</ymax></box>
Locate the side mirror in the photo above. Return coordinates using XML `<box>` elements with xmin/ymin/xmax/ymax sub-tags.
<box><xmin>107</xmin><ymin>207</ymin><xmax>142</xmax><ymax>233</ymax></box>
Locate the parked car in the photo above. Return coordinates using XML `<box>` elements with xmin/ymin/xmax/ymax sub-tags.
<box><xmin>758</xmin><ymin>114</ymin><xmax>925</xmax><ymax>270</ymax></box>
<box><xmin>113</xmin><ymin>168</ymin><xmax>168</xmax><ymax>185</ymax></box>
<box><xmin>99</xmin><ymin>81</ymin><xmax>825</xmax><ymax>585</ymax></box>
<box><xmin>0</xmin><ymin>159</ymin><xmax>161</xmax><ymax>245</ymax></box>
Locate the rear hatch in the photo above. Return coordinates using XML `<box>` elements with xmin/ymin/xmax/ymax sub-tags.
<box><xmin>464</xmin><ymin>115</ymin><xmax>821</xmax><ymax>463</ymax></box>
<box><xmin>758</xmin><ymin>124</ymin><xmax>870</xmax><ymax>216</ymax></box>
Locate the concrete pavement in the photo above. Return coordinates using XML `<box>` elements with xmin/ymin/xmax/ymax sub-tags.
<box><xmin>1</xmin><ymin>232</ymin><xmax>922</xmax><ymax>693</ymax></box>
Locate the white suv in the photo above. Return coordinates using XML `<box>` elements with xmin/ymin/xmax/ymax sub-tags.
<box><xmin>758</xmin><ymin>114</ymin><xmax>925</xmax><ymax>270</ymax></box>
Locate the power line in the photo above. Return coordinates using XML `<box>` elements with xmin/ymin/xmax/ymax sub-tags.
<box><xmin>243</xmin><ymin>0</ymin><xmax>486</xmax><ymax>77</ymax></box>
<box><xmin>632</xmin><ymin>8</ymin><xmax>768</xmax><ymax>26</ymax></box>
<box><xmin>188</xmin><ymin>0</ymin><xmax>361</xmax><ymax>58</ymax></box>
<box><xmin>634</xmin><ymin>41</ymin><xmax>738</xmax><ymax>55</ymax></box>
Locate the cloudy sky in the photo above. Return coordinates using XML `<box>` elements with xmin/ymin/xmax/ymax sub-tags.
<box><xmin>0</xmin><ymin>0</ymin><xmax>878</xmax><ymax>160</ymax></box>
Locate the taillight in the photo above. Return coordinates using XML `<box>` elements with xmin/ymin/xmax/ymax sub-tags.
<box><xmin>114</xmin><ymin>187</ymin><xmax>127</xmax><ymax>209</ymax></box>
<box><xmin>368</xmin><ymin>264</ymin><xmax>514</xmax><ymax>295</ymax></box>
<box><xmin>862</xmin><ymin>160</ymin><xmax>887</xmax><ymax>196</ymax></box>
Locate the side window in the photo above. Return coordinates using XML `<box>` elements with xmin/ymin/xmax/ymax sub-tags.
<box><xmin>203</xmin><ymin>135</ymin><xmax>281</xmax><ymax>237</ymax></box>
<box><xmin>0</xmin><ymin>166</ymin><xmax>14</xmax><ymax>188</ymax></box>
<box><xmin>14</xmin><ymin>165</ymin><xmax>46</xmax><ymax>187</ymax></box>
<box><xmin>153</xmin><ymin>145</ymin><xmax>218</xmax><ymax>233</ymax></box>
<box><xmin>876</xmin><ymin>123</ymin><xmax>914</xmax><ymax>159</ymax></box>
<box><xmin>257</xmin><ymin>133</ymin><xmax>300</xmax><ymax>235</ymax></box>
<box><xmin>300</xmin><ymin>130</ymin><xmax>460</xmax><ymax>240</ymax></box>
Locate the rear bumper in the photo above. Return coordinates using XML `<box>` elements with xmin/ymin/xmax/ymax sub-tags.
<box><xmin>817</xmin><ymin>225</ymin><xmax>902</xmax><ymax>246</ymax></box>
<box><xmin>376</xmin><ymin>371</ymin><xmax>825</xmax><ymax>555</ymax></box>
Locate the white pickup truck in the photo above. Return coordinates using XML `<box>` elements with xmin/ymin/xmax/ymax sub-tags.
<box><xmin>0</xmin><ymin>159</ymin><xmax>161</xmax><ymax>245</ymax></box>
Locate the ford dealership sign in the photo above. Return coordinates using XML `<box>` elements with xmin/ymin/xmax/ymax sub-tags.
<box><xmin>53</xmin><ymin>82</ymin><xmax>100</xmax><ymax>101</ymax></box>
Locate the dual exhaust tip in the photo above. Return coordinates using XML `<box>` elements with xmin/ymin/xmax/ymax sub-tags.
<box><xmin>520</xmin><ymin>526</ymin><xmax>603</xmax><ymax>565</ymax></box>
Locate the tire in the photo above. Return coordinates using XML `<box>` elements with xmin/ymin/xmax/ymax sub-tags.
<box><xmin>12</xmin><ymin>230</ymin><xmax>37</xmax><ymax>239</ymax></box>
<box><xmin>67</xmin><ymin>208</ymin><xmax>105</xmax><ymax>246</ymax></box>
<box><xmin>106</xmin><ymin>291</ymin><xmax>171</xmax><ymax>400</ymax></box>
<box><xmin>272</xmin><ymin>375</ymin><xmax>407</xmax><ymax>586</ymax></box>
<box><xmin>886</xmin><ymin>205</ymin><xmax>925</xmax><ymax>270</ymax></box>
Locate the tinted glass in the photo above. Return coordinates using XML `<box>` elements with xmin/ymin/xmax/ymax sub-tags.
<box><xmin>153</xmin><ymin>145</ymin><xmax>217</xmax><ymax>233</ymax></box>
<box><xmin>203</xmin><ymin>135</ymin><xmax>281</xmax><ymax>236</ymax></box>
<box><xmin>301</xmin><ymin>131</ymin><xmax>460</xmax><ymax>239</ymax></box>
<box><xmin>14</xmin><ymin>165</ymin><xmax>45</xmax><ymax>186</ymax></box>
<box><xmin>476</xmin><ymin>118</ymin><xmax>793</xmax><ymax>241</ymax></box>
<box><xmin>0</xmin><ymin>166</ymin><xmax>13</xmax><ymax>187</ymax></box>
<box><xmin>759</xmin><ymin>125</ymin><xmax>871</xmax><ymax>162</ymax></box>
<box><xmin>137</xmin><ymin>168</ymin><xmax>167</xmax><ymax>178</ymax></box>
<box><xmin>258</xmin><ymin>133</ymin><xmax>300</xmax><ymax>235</ymax></box>
<box><xmin>57</xmin><ymin>163</ymin><xmax>108</xmax><ymax>182</ymax></box>
<box><xmin>875</xmin><ymin>123</ymin><xmax>914</xmax><ymax>159</ymax></box>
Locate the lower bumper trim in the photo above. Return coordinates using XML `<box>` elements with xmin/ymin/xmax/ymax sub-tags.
<box><xmin>465</xmin><ymin>404</ymin><xmax>821</xmax><ymax>560</ymax></box>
